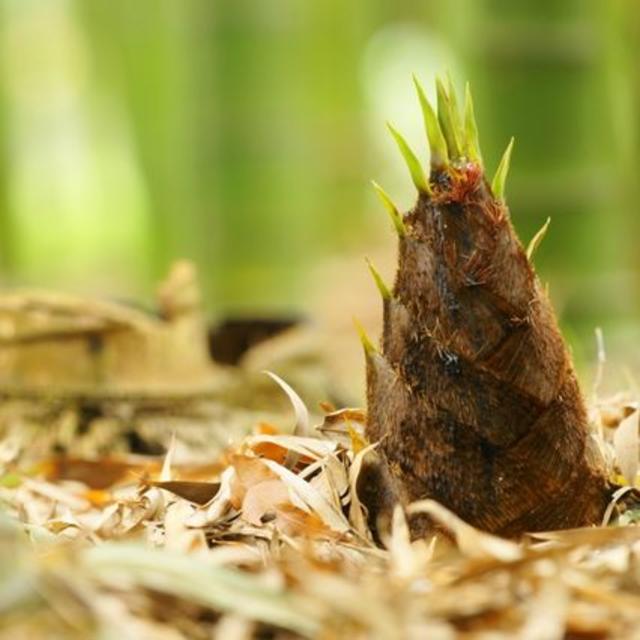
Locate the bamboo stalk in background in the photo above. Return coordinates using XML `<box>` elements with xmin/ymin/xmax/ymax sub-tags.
<box><xmin>194</xmin><ymin>0</ymin><xmax>371</xmax><ymax>311</ymax></box>
<box><xmin>79</xmin><ymin>1</ymin><xmax>373</xmax><ymax>313</ymax></box>
<box><xmin>75</xmin><ymin>0</ymin><xmax>197</xmax><ymax>290</ymax></box>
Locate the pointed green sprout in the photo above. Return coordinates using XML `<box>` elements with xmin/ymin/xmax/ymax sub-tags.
<box><xmin>353</xmin><ymin>318</ymin><xmax>378</xmax><ymax>358</ymax></box>
<box><xmin>413</xmin><ymin>75</ymin><xmax>448</xmax><ymax>169</ymax></box>
<box><xmin>446</xmin><ymin>73</ymin><xmax>464</xmax><ymax>147</ymax></box>
<box><xmin>526</xmin><ymin>217</ymin><xmax>551</xmax><ymax>261</ymax></box>
<box><xmin>371</xmin><ymin>181</ymin><xmax>406</xmax><ymax>237</ymax></box>
<box><xmin>386</xmin><ymin>122</ymin><xmax>430</xmax><ymax>194</ymax></box>
<box><xmin>365</xmin><ymin>257</ymin><xmax>391</xmax><ymax>301</ymax></box>
<box><xmin>463</xmin><ymin>82</ymin><xmax>482</xmax><ymax>165</ymax></box>
<box><xmin>491</xmin><ymin>137</ymin><xmax>515</xmax><ymax>201</ymax></box>
<box><xmin>436</xmin><ymin>77</ymin><xmax>463</xmax><ymax>160</ymax></box>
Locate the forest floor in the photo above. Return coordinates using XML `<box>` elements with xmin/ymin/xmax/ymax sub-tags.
<box><xmin>1</xmin><ymin>267</ymin><xmax>640</xmax><ymax>639</ymax></box>
<box><xmin>2</xmin><ymin>378</ymin><xmax>640</xmax><ymax>639</ymax></box>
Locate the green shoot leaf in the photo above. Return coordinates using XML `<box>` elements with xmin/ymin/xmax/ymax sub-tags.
<box><xmin>365</xmin><ymin>257</ymin><xmax>392</xmax><ymax>301</ymax></box>
<box><xmin>463</xmin><ymin>82</ymin><xmax>483</xmax><ymax>165</ymax></box>
<box><xmin>491</xmin><ymin>137</ymin><xmax>515</xmax><ymax>201</ymax></box>
<box><xmin>446</xmin><ymin>73</ymin><xmax>464</xmax><ymax>150</ymax></box>
<box><xmin>353</xmin><ymin>318</ymin><xmax>378</xmax><ymax>358</ymax></box>
<box><xmin>526</xmin><ymin>217</ymin><xmax>551</xmax><ymax>261</ymax></box>
<box><xmin>413</xmin><ymin>75</ymin><xmax>448</xmax><ymax>169</ymax></box>
<box><xmin>436</xmin><ymin>77</ymin><xmax>462</xmax><ymax>161</ymax></box>
<box><xmin>386</xmin><ymin>122</ymin><xmax>430</xmax><ymax>194</ymax></box>
<box><xmin>371</xmin><ymin>180</ymin><xmax>406</xmax><ymax>237</ymax></box>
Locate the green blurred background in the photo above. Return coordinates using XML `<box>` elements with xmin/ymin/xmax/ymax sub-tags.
<box><xmin>0</xmin><ymin>0</ymin><xmax>638</xmax><ymax>373</ymax></box>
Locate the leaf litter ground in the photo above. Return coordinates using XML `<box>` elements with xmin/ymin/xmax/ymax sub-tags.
<box><xmin>1</xmin><ymin>375</ymin><xmax>640</xmax><ymax>639</ymax></box>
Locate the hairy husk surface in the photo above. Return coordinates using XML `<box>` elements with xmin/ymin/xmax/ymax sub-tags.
<box><xmin>366</xmin><ymin>80</ymin><xmax>611</xmax><ymax>536</ymax></box>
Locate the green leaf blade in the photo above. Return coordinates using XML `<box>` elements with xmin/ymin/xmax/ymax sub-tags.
<box><xmin>436</xmin><ymin>77</ymin><xmax>463</xmax><ymax>161</ymax></box>
<box><xmin>413</xmin><ymin>75</ymin><xmax>448</xmax><ymax>169</ymax></box>
<box><xmin>386</xmin><ymin>122</ymin><xmax>430</xmax><ymax>194</ymax></box>
<box><xmin>371</xmin><ymin>180</ymin><xmax>406</xmax><ymax>237</ymax></box>
<box><xmin>463</xmin><ymin>82</ymin><xmax>483</xmax><ymax>166</ymax></box>
<box><xmin>491</xmin><ymin>137</ymin><xmax>515</xmax><ymax>201</ymax></box>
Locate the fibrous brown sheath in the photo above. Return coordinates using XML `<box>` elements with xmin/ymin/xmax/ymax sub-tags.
<box><xmin>365</xmin><ymin>78</ymin><xmax>611</xmax><ymax>536</ymax></box>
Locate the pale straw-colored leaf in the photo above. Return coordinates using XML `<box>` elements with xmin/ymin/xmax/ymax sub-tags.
<box><xmin>520</xmin><ymin>578</ymin><xmax>568</xmax><ymax>640</ymax></box>
<box><xmin>160</xmin><ymin>432</ymin><xmax>177</xmax><ymax>482</ymax></box>
<box><xmin>408</xmin><ymin>499</ymin><xmax>522</xmax><ymax>562</ymax></box>
<box><xmin>185</xmin><ymin>466</ymin><xmax>235</xmax><ymax>527</ymax></box>
<box><xmin>83</xmin><ymin>543</ymin><xmax>322</xmax><ymax>637</ymax></box>
<box><xmin>389</xmin><ymin>504</ymin><xmax>414</xmax><ymax>580</ymax></box>
<box><xmin>261</xmin><ymin>459</ymin><xmax>350</xmax><ymax>534</ymax></box>
<box><xmin>613</xmin><ymin>409</ymin><xmax>639</xmax><ymax>486</ymax></box>
<box><xmin>263</xmin><ymin>371</ymin><xmax>310</xmax><ymax>437</ymax></box>
<box><xmin>348</xmin><ymin>443</ymin><xmax>377</xmax><ymax>540</ymax></box>
<box><xmin>245</xmin><ymin>434</ymin><xmax>336</xmax><ymax>460</ymax></box>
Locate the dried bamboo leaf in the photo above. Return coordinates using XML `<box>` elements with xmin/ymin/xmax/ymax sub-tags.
<box><xmin>408</xmin><ymin>500</ymin><xmax>522</xmax><ymax>562</ymax></box>
<box><xmin>261</xmin><ymin>459</ymin><xmax>350</xmax><ymax>534</ymax></box>
<box><xmin>613</xmin><ymin>410</ymin><xmax>639</xmax><ymax>486</ymax></box>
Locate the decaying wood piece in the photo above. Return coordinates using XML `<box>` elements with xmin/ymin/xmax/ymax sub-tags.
<box><xmin>364</xmin><ymin>78</ymin><xmax>611</xmax><ymax>536</ymax></box>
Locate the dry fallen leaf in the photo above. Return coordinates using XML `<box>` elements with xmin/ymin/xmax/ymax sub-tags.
<box><xmin>151</xmin><ymin>480</ymin><xmax>222</xmax><ymax>506</ymax></box>
<box><xmin>613</xmin><ymin>409</ymin><xmax>639</xmax><ymax>486</ymax></box>
<box><xmin>230</xmin><ymin>455</ymin><xmax>279</xmax><ymax>509</ymax></box>
<box><xmin>241</xmin><ymin>479</ymin><xmax>290</xmax><ymax>526</ymax></box>
<box><xmin>408</xmin><ymin>499</ymin><xmax>523</xmax><ymax>562</ymax></box>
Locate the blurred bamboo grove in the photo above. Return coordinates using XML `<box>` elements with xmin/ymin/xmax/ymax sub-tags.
<box><xmin>0</xmin><ymin>1</ymin><xmax>638</xmax><ymax>348</ymax></box>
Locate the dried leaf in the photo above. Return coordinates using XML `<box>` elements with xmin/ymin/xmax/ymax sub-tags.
<box><xmin>274</xmin><ymin>504</ymin><xmax>332</xmax><ymax>538</ymax></box>
<box><xmin>186</xmin><ymin>467</ymin><xmax>235</xmax><ymax>527</ymax></box>
<box><xmin>39</xmin><ymin>457</ymin><xmax>145</xmax><ymax>489</ymax></box>
<box><xmin>246</xmin><ymin>434</ymin><xmax>336</xmax><ymax>461</ymax></box>
<box><xmin>261</xmin><ymin>459</ymin><xmax>350</xmax><ymax>534</ymax></box>
<box><xmin>242</xmin><ymin>479</ymin><xmax>290</xmax><ymax>526</ymax></box>
<box><xmin>613</xmin><ymin>409</ymin><xmax>638</xmax><ymax>486</ymax></box>
<box><xmin>389</xmin><ymin>505</ymin><xmax>414</xmax><ymax>579</ymax></box>
<box><xmin>83</xmin><ymin>544</ymin><xmax>322</xmax><ymax>637</ymax></box>
<box><xmin>151</xmin><ymin>481</ymin><xmax>221</xmax><ymax>506</ymax></box>
<box><xmin>408</xmin><ymin>499</ymin><xmax>522</xmax><ymax>562</ymax></box>
<box><xmin>263</xmin><ymin>371</ymin><xmax>310</xmax><ymax>438</ymax></box>
<box><xmin>230</xmin><ymin>455</ymin><xmax>278</xmax><ymax>510</ymax></box>
<box><xmin>160</xmin><ymin>432</ymin><xmax>177</xmax><ymax>482</ymax></box>
<box><xmin>520</xmin><ymin>578</ymin><xmax>568</xmax><ymax>640</ymax></box>
<box><xmin>347</xmin><ymin>443</ymin><xmax>377</xmax><ymax>539</ymax></box>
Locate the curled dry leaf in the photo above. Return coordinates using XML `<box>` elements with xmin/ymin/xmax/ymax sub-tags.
<box><xmin>39</xmin><ymin>457</ymin><xmax>144</xmax><ymax>489</ymax></box>
<box><xmin>316</xmin><ymin>408</ymin><xmax>367</xmax><ymax>448</ymax></box>
<box><xmin>274</xmin><ymin>504</ymin><xmax>334</xmax><ymax>538</ymax></box>
<box><xmin>388</xmin><ymin>505</ymin><xmax>414</xmax><ymax>580</ymax></box>
<box><xmin>520</xmin><ymin>577</ymin><xmax>568</xmax><ymax>640</ymax></box>
<box><xmin>230</xmin><ymin>455</ymin><xmax>279</xmax><ymax>510</ymax></box>
<box><xmin>185</xmin><ymin>466</ymin><xmax>235</xmax><ymax>527</ymax></box>
<box><xmin>160</xmin><ymin>432</ymin><xmax>177</xmax><ymax>482</ymax></box>
<box><xmin>261</xmin><ymin>459</ymin><xmax>350</xmax><ymax>534</ymax></box>
<box><xmin>263</xmin><ymin>371</ymin><xmax>310</xmax><ymax>438</ymax></box>
<box><xmin>242</xmin><ymin>479</ymin><xmax>290</xmax><ymax>526</ymax></box>
<box><xmin>163</xmin><ymin>500</ymin><xmax>207</xmax><ymax>553</ymax></box>
<box><xmin>348</xmin><ymin>443</ymin><xmax>377</xmax><ymax>540</ymax></box>
<box><xmin>246</xmin><ymin>434</ymin><xmax>337</xmax><ymax>462</ymax></box>
<box><xmin>151</xmin><ymin>481</ymin><xmax>222</xmax><ymax>506</ymax></box>
<box><xmin>613</xmin><ymin>409</ymin><xmax>639</xmax><ymax>486</ymax></box>
<box><xmin>307</xmin><ymin>455</ymin><xmax>350</xmax><ymax>516</ymax></box>
<box><xmin>408</xmin><ymin>499</ymin><xmax>522</xmax><ymax>562</ymax></box>
<box><xmin>264</xmin><ymin>371</ymin><xmax>312</xmax><ymax>471</ymax></box>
